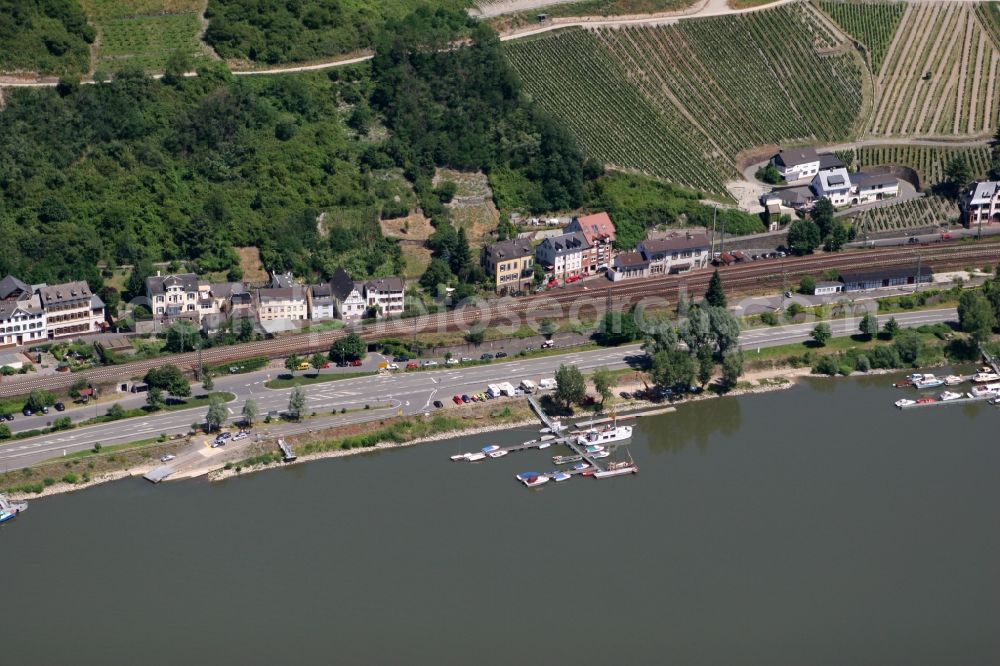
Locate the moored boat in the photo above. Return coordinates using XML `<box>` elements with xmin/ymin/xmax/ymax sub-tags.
<box><xmin>515</xmin><ymin>471</ymin><xmax>542</xmax><ymax>482</ymax></box>
<box><xmin>0</xmin><ymin>494</ymin><xmax>27</xmax><ymax>524</ymax></box>
<box><xmin>893</xmin><ymin>379</ymin><xmax>914</xmax><ymax>388</ymax></box>
<box><xmin>572</xmin><ymin>462</ymin><xmax>591</xmax><ymax>472</ymax></box>
<box><xmin>450</xmin><ymin>453</ymin><xmax>469</xmax><ymax>461</ymax></box>
<box><xmin>584</xmin><ymin>444</ymin><xmax>605</xmax><ymax>453</ymax></box>
<box><xmin>553</xmin><ymin>454</ymin><xmax>583</xmax><ymax>465</ymax></box>
<box><xmin>590</xmin><ymin>450</ymin><xmax>610</xmax><ymax>459</ymax></box>
<box><xmin>521</xmin><ymin>474</ymin><xmax>549</xmax><ymax>488</ymax></box>
<box><xmin>894</xmin><ymin>398</ymin><xmax>916</xmax><ymax>408</ymax></box>
<box><xmin>970</xmin><ymin>383</ymin><xmax>1000</xmax><ymax>398</ymax></box>
<box><xmin>481</xmin><ymin>444</ymin><xmax>500</xmax><ymax>454</ymax></box>
<box><xmin>913</xmin><ymin>374</ymin><xmax>944</xmax><ymax>389</ymax></box>
<box><xmin>537</xmin><ymin>442</ymin><xmax>551</xmax><ymax>449</ymax></box>
<box><xmin>466</xmin><ymin>452</ymin><xmax>486</xmax><ymax>461</ymax></box>
<box><xmin>971</xmin><ymin>370</ymin><xmax>1000</xmax><ymax>383</ymax></box>
<box><xmin>488</xmin><ymin>449</ymin><xmax>508</xmax><ymax>458</ymax></box>
<box><xmin>939</xmin><ymin>391</ymin><xmax>964</xmax><ymax>401</ymax></box>
<box><xmin>576</xmin><ymin>423</ymin><xmax>632</xmax><ymax>447</ymax></box>
<box><xmin>944</xmin><ymin>375</ymin><xmax>964</xmax><ymax>386</ymax></box>
<box><xmin>594</xmin><ymin>461</ymin><xmax>639</xmax><ymax>479</ymax></box>
<box><xmin>552</xmin><ymin>472</ymin><xmax>571</xmax><ymax>482</ymax></box>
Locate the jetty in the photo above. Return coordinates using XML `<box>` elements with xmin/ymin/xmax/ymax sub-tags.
<box><xmin>528</xmin><ymin>397</ymin><xmax>607</xmax><ymax>472</ymax></box>
<box><xmin>278</xmin><ymin>438</ymin><xmax>297</xmax><ymax>462</ymax></box>
<box><xmin>143</xmin><ymin>466</ymin><xmax>174</xmax><ymax>483</ymax></box>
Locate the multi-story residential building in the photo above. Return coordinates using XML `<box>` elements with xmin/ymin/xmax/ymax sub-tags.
<box><xmin>365</xmin><ymin>277</ymin><xmax>405</xmax><ymax>317</ymax></box>
<box><xmin>811</xmin><ymin>168</ymin><xmax>854</xmax><ymax>207</ymax></box>
<box><xmin>772</xmin><ymin>148</ymin><xmax>821</xmax><ymax>181</ymax></box>
<box><xmin>256</xmin><ymin>287</ymin><xmax>308</xmax><ymax>322</ymax></box>
<box><xmin>146</xmin><ymin>273</ymin><xmax>202</xmax><ymax>322</ymax></box>
<box><xmin>566</xmin><ymin>212</ymin><xmax>616</xmax><ymax>273</ymax></box>
<box><xmin>309</xmin><ymin>283</ymin><xmax>336</xmax><ymax>321</ymax></box>
<box><xmin>0</xmin><ymin>296</ymin><xmax>47</xmax><ymax>347</ymax></box>
<box><xmin>961</xmin><ymin>181</ymin><xmax>1000</xmax><ymax>228</ymax></box>
<box><xmin>330</xmin><ymin>268</ymin><xmax>366</xmax><ymax>320</ymax></box>
<box><xmin>609</xmin><ymin>251</ymin><xmax>651</xmax><ymax>282</ymax></box>
<box><xmin>535</xmin><ymin>232</ymin><xmax>588</xmax><ymax>282</ymax></box>
<box><xmin>37</xmin><ymin>281</ymin><xmax>105</xmax><ymax>339</ymax></box>
<box><xmin>851</xmin><ymin>172</ymin><xmax>900</xmax><ymax>205</ymax></box>
<box><xmin>639</xmin><ymin>232</ymin><xmax>711</xmax><ymax>276</ymax></box>
<box><xmin>0</xmin><ymin>275</ymin><xmax>31</xmax><ymax>302</ymax></box>
<box><xmin>481</xmin><ymin>239</ymin><xmax>534</xmax><ymax>294</ymax></box>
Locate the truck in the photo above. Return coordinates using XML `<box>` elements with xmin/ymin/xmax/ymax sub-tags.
<box><xmin>538</xmin><ymin>378</ymin><xmax>556</xmax><ymax>391</ymax></box>
<box><xmin>519</xmin><ymin>379</ymin><xmax>536</xmax><ymax>394</ymax></box>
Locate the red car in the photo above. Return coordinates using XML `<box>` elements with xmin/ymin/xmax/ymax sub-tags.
<box><xmin>452</xmin><ymin>395</ymin><xmax>463</xmax><ymax>405</ymax></box>
<box><xmin>940</xmin><ymin>232</ymin><xmax>953</xmax><ymax>240</ymax></box>
<box><xmin>349</xmin><ymin>359</ymin><xmax>363</xmax><ymax>367</ymax></box>
<box><xmin>406</xmin><ymin>361</ymin><xmax>419</xmax><ymax>370</ymax></box>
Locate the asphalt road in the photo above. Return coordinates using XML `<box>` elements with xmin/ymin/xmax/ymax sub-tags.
<box><xmin>0</xmin><ymin>308</ymin><xmax>956</xmax><ymax>470</ymax></box>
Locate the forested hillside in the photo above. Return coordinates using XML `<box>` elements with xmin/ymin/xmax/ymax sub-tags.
<box><xmin>0</xmin><ymin>0</ymin><xmax>94</xmax><ymax>75</ymax></box>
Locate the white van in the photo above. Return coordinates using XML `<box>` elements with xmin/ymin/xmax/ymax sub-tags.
<box><xmin>487</xmin><ymin>384</ymin><xmax>502</xmax><ymax>399</ymax></box>
<box><xmin>519</xmin><ymin>380</ymin><xmax>536</xmax><ymax>394</ymax></box>
<box><xmin>538</xmin><ymin>378</ymin><xmax>556</xmax><ymax>391</ymax></box>
<box><xmin>499</xmin><ymin>382</ymin><xmax>517</xmax><ymax>397</ymax></box>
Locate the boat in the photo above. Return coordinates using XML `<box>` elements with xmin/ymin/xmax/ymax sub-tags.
<box><xmin>944</xmin><ymin>375</ymin><xmax>964</xmax><ymax>386</ymax></box>
<box><xmin>892</xmin><ymin>379</ymin><xmax>914</xmax><ymax>388</ymax></box>
<box><xmin>515</xmin><ymin>471</ymin><xmax>542</xmax><ymax>482</ymax></box>
<box><xmin>894</xmin><ymin>398</ymin><xmax>916</xmax><ymax>408</ymax></box>
<box><xmin>939</xmin><ymin>391</ymin><xmax>964</xmax><ymax>401</ymax></box>
<box><xmin>594</xmin><ymin>461</ymin><xmax>640</xmax><ymax>479</ymax></box>
<box><xmin>970</xmin><ymin>383</ymin><xmax>1000</xmax><ymax>398</ymax></box>
<box><xmin>913</xmin><ymin>375</ymin><xmax>944</xmax><ymax>389</ymax></box>
<box><xmin>971</xmin><ymin>370</ymin><xmax>1000</xmax><ymax>383</ymax></box>
<box><xmin>537</xmin><ymin>442</ymin><xmax>551</xmax><ymax>449</ymax></box>
<box><xmin>481</xmin><ymin>444</ymin><xmax>500</xmax><ymax>454</ymax></box>
<box><xmin>521</xmin><ymin>474</ymin><xmax>550</xmax><ymax>488</ymax></box>
<box><xmin>0</xmin><ymin>494</ymin><xmax>27</xmax><ymax>524</ymax></box>
<box><xmin>584</xmin><ymin>444</ymin><xmax>605</xmax><ymax>453</ymax></box>
<box><xmin>572</xmin><ymin>462</ymin><xmax>591</xmax><ymax>472</ymax></box>
<box><xmin>552</xmin><ymin>472</ymin><xmax>571</xmax><ymax>482</ymax></box>
<box><xmin>916</xmin><ymin>397</ymin><xmax>936</xmax><ymax>404</ymax></box>
<box><xmin>488</xmin><ymin>449</ymin><xmax>508</xmax><ymax>458</ymax></box>
<box><xmin>553</xmin><ymin>454</ymin><xmax>583</xmax><ymax>465</ymax></box>
<box><xmin>591</xmin><ymin>450</ymin><xmax>611</xmax><ymax>459</ymax></box>
<box><xmin>466</xmin><ymin>452</ymin><xmax>486</xmax><ymax>461</ymax></box>
<box><xmin>540</xmin><ymin>434</ymin><xmax>556</xmax><ymax>441</ymax></box>
<box><xmin>449</xmin><ymin>454</ymin><xmax>469</xmax><ymax>461</ymax></box>
<box><xmin>576</xmin><ymin>423</ymin><xmax>633</xmax><ymax>447</ymax></box>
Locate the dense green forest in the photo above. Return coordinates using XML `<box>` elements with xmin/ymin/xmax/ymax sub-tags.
<box><xmin>205</xmin><ymin>0</ymin><xmax>471</xmax><ymax>64</ymax></box>
<box><xmin>0</xmin><ymin>0</ymin><xmax>94</xmax><ymax>75</ymax></box>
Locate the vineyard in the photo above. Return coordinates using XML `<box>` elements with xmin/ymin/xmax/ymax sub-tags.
<box><xmin>851</xmin><ymin>196</ymin><xmax>959</xmax><ymax>236</ymax></box>
<box><xmin>855</xmin><ymin>145</ymin><xmax>993</xmax><ymax>189</ymax></box>
<box><xmin>505</xmin><ymin>4</ymin><xmax>864</xmax><ymax>196</ymax></box>
<box><xmin>81</xmin><ymin>0</ymin><xmax>211</xmax><ymax>73</ymax></box>
<box><xmin>816</xmin><ymin>0</ymin><xmax>905</xmax><ymax>74</ymax></box>
<box><xmin>870</xmin><ymin>1</ymin><xmax>1000</xmax><ymax>137</ymax></box>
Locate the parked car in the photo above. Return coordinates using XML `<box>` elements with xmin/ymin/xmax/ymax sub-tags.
<box><xmin>461</xmin><ymin>394</ymin><xmax>471</xmax><ymax>403</ymax></box>
<box><xmin>619</xmin><ymin>391</ymin><xmax>631</xmax><ymax>399</ymax></box>
<box><xmin>422</xmin><ymin>360</ymin><xmax>438</xmax><ymax>367</ymax></box>
<box><xmin>386</xmin><ymin>363</ymin><xmax>399</xmax><ymax>370</ymax></box>
<box><xmin>393</xmin><ymin>355</ymin><xmax>409</xmax><ymax>362</ymax></box>
<box><xmin>460</xmin><ymin>357</ymin><xmax>473</xmax><ymax>363</ymax></box>
<box><xmin>349</xmin><ymin>359</ymin><xmax>363</xmax><ymax>367</ymax></box>
<box><xmin>0</xmin><ymin>413</ymin><xmax>12</xmax><ymax>421</ymax></box>
<box><xmin>433</xmin><ymin>400</ymin><xmax>444</xmax><ymax>409</ymax></box>
<box><xmin>160</xmin><ymin>454</ymin><xmax>176</xmax><ymax>463</ymax></box>
<box><xmin>22</xmin><ymin>407</ymin><xmax>32</xmax><ymax>417</ymax></box>
<box><xmin>480</xmin><ymin>353</ymin><xmax>493</xmax><ymax>361</ymax></box>
<box><xmin>40</xmin><ymin>406</ymin><xmax>49</xmax><ymax>414</ymax></box>
<box><xmin>54</xmin><ymin>402</ymin><xmax>65</xmax><ymax>412</ymax></box>
<box><xmin>452</xmin><ymin>395</ymin><xmax>463</xmax><ymax>405</ymax></box>
<box><xmin>297</xmin><ymin>361</ymin><xmax>311</xmax><ymax>370</ymax></box>
<box><xmin>940</xmin><ymin>231</ymin><xmax>953</xmax><ymax>240</ymax></box>
<box><xmin>446</xmin><ymin>358</ymin><xmax>459</xmax><ymax>365</ymax></box>
<box><xmin>495</xmin><ymin>351</ymin><xmax>507</xmax><ymax>359</ymax></box>
<box><xmin>406</xmin><ymin>361</ymin><xmax>419</xmax><ymax>370</ymax></box>
<box><xmin>233</xmin><ymin>432</ymin><xmax>248</xmax><ymax>441</ymax></box>
<box><xmin>211</xmin><ymin>440</ymin><xmax>224</xmax><ymax>448</ymax></box>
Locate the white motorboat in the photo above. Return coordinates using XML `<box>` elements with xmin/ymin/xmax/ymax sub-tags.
<box><xmin>0</xmin><ymin>493</ymin><xmax>27</xmax><ymax>524</ymax></box>
<box><xmin>537</xmin><ymin>442</ymin><xmax>551</xmax><ymax>449</ymax></box>
<box><xmin>944</xmin><ymin>375</ymin><xmax>964</xmax><ymax>386</ymax></box>
<box><xmin>577</xmin><ymin>423</ymin><xmax>632</xmax><ymax>447</ymax></box>
<box><xmin>894</xmin><ymin>398</ymin><xmax>916</xmax><ymax>408</ymax></box>
<box><xmin>515</xmin><ymin>471</ymin><xmax>541</xmax><ymax>482</ymax></box>
<box><xmin>970</xmin><ymin>383</ymin><xmax>1000</xmax><ymax>398</ymax></box>
<box><xmin>591</xmin><ymin>450</ymin><xmax>610</xmax><ymax>459</ymax></box>
<box><xmin>521</xmin><ymin>474</ymin><xmax>550</xmax><ymax>488</ymax></box>
<box><xmin>594</xmin><ymin>461</ymin><xmax>639</xmax><ymax>479</ymax></box>
<box><xmin>913</xmin><ymin>375</ymin><xmax>944</xmax><ymax>389</ymax></box>
<box><xmin>481</xmin><ymin>444</ymin><xmax>500</xmax><ymax>454</ymax></box>
<box><xmin>552</xmin><ymin>472</ymin><xmax>571</xmax><ymax>482</ymax></box>
<box><xmin>939</xmin><ymin>391</ymin><xmax>964</xmax><ymax>401</ymax></box>
<box><xmin>450</xmin><ymin>453</ymin><xmax>469</xmax><ymax>461</ymax></box>
<box><xmin>466</xmin><ymin>452</ymin><xmax>486</xmax><ymax>461</ymax></box>
<box><xmin>488</xmin><ymin>449</ymin><xmax>508</xmax><ymax>459</ymax></box>
<box><xmin>971</xmin><ymin>370</ymin><xmax>1000</xmax><ymax>383</ymax></box>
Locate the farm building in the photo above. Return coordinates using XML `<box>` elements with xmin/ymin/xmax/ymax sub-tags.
<box><xmin>839</xmin><ymin>265</ymin><xmax>933</xmax><ymax>292</ymax></box>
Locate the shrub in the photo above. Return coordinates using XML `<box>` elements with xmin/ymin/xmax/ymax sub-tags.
<box><xmin>760</xmin><ymin>311</ymin><xmax>778</xmax><ymax>326</ymax></box>
<box><xmin>813</xmin><ymin>355</ymin><xmax>841</xmax><ymax>376</ymax></box>
<box><xmin>61</xmin><ymin>473</ymin><xmax>78</xmax><ymax>484</ymax></box>
<box><xmin>869</xmin><ymin>344</ymin><xmax>901</xmax><ymax>369</ymax></box>
<box><xmin>854</xmin><ymin>355</ymin><xmax>871</xmax><ymax>372</ymax></box>
<box><xmin>43</xmin><ymin>477</ymin><xmax>55</xmax><ymax>486</ymax></box>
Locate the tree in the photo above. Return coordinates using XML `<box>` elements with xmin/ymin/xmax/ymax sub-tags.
<box><xmin>811</xmin><ymin>197</ymin><xmax>835</xmax><ymax>238</ymax></box>
<box><xmin>824</xmin><ymin>223</ymin><xmax>848</xmax><ymax>252</ymax></box>
<box><xmin>697</xmin><ymin>347</ymin><xmax>714</xmax><ymax>386</ymax></box>
<box><xmin>164</xmin><ymin>320</ymin><xmax>199</xmax><ymax>353</ymax></box>
<box><xmin>957</xmin><ymin>290</ymin><xmax>996</xmax><ymax>345</ymax></box>
<box><xmin>205</xmin><ymin>395</ymin><xmax>227</xmax><ymax>432</ymax></box>
<box><xmin>798</xmin><ymin>275</ymin><xmax>816</xmax><ymax>294</ymax></box>
<box><xmin>721</xmin><ymin>350</ymin><xmax>744</xmax><ymax>389</ymax></box>
<box><xmin>755</xmin><ymin>163</ymin><xmax>782</xmax><ymax>185</ymax></box>
<box><xmin>464</xmin><ymin>330</ymin><xmax>485</xmax><ymax>345</ymax></box>
<box><xmin>704</xmin><ymin>269</ymin><xmax>726</xmax><ymax>307</ymax></box>
<box><xmin>810</xmin><ymin>322</ymin><xmax>832</xmax><ymax>346</ymax></box>
<box><xmin>288</xmin><ymin>386</ymin><xmax>307</xmax><ymax>420</ymax></box>
<box><xmin>859</xmin><ymin>312</ymin><xmax>878</xmax><ymax>339</ymax></box>
<box><xmin>595</xmin><ymin>309</ymin><xmax>641</xmax><ymax>346</ymax></box>
<box><xmin>238</xmin><ymin>317</ymin><xmax>255</xmax><ymax>342</ymax></box>
<box><xmin>310</xmin><ymin>352</ymin><xmax>327</xmax><ymax>371</ymax></box>
<box><xmin>642</xmin><ymin>320</ymin><xmax>678</xmax><ymax>356</ymax></box>
<box><xmin>883</xmin><ymin>317</ymin><xmax>900</xmax><ymax>339</ymax></box>
<box><xmin>708</xmin><ymin>306</ymin><xmax>741</xmax><ymax>355</ymax></box>
<box><xmin>420</xmin><ymin>258</ymin><xmax>452</xmax><ymax>293</ymax></box>
<box><xmin>945</xmin><ymin>154</ymin><xmax>972</xmax><ymax>199</ymax></box>
<box><xmin>202</xmin><ymin>373</ymin><xmax>214</xmax><ymax>391</ymax></box>
<box><xmin>894</xmin><ymin>329</ymin><xmax>922</xmax><ymax>365</ymax></box>
<box><xmin>25</xmin><ymin>390</ymin><xmax>56</xmax><ymax>413</ymax></box>
<box><xmin>329</xmin><ymin>333</ymin><xmax>366</xmax><ymax>362</ymax></box>
<box><xmin>787</xmin><ymin>219</ymin><xmax>821</xmax><ymax>255</ymax></box>
<box><xmin>679</xmin><ymin>305</ymin><xmax>713</xmax><ymax>353</ymax></box>
<box><xmin>554</xmin><ymin>364</ymin><xmax>586</xmax><ymax>409</ymax></box>
<box><xmin>0</xmin><ymin>423</ymin><xmax>10</xmax><ymax>440</ymax></box>
<box><xmin>106</xmin><ymin>404</ymin><xmax>127</xmax><ymax>420</ymax></box>
<box><xmin>539</xmin><ymin>319</ymin><xmax>556</xmax><ymax>336</ymax></box>
<box><xmin>592</xmin><ymin>367</ymin><xmax>616</xmax><ymax>406</ymax></box>
<box><xmin>651</xmin><ymin>348</ymin><xmax>694</xmax><ymax>391</ymax></box>
<box><xmin>242</xmin><ymin>399</ymin><xmax>259</xmax><ymax>427</ymax></box>
<box><xmin>69</xmin><ymin>378</ymin><xmax>88</xmax><ymax>399</ymax></box>
<box><xmin>144</xmin><ymin>364</ymin><xmax>190</xmax><ymax>397</ymax></box>
<box><xmin>284</xmin><ymin>354</ymin><xmax>302</xmax><ymax>374</ymax></box>
<box><xmin>126</xmin><ymin>259</ymin><xmax>155</xmax><ymax>301</ymax></box>
<box><xmin>163</xmin><ymin>49</ymin><xmax>193</xmax><ymax>85</ymax></box>
<box><xmin>146</xmin><ymin>386</ymin><xmax>164</xmax><ymax>411</ymax></box>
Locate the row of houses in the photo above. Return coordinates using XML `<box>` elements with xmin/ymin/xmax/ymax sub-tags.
<box><xmin>146</xmin><ymin>268</ymin><xmax>405</xmax><ymax>333</ymax></box>
<box><xmin>762</xmin><ymin>147</ymin><xmax>900</xmax><ymax>213</ymax></box>
<box><xmin>0</xmin><ymin>275</ymin><xmax>106</xmax><ymax>348</ymax></box>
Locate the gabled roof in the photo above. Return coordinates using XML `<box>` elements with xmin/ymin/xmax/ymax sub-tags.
<box><xmin>38</xmin><ymin>281</ymin><xmax>92</xmax><ymax>306</ymax></box>
<box><xmin>538</xmin><ymin>232</ymin><xmax>589</xmax><ymax>256</ymax></box>
<box><xmin>775</xmin><ymin>147</ymin><xmax>819</xmax><ymax>168</ymax></box>
<box><xmin>818</xmin><ymin>153</ymin><xmax>845</xmax><ymax>170</ymax></box>
<box><xmin>614</xmin><ymin>251</ymin><xmax>649</xmax><ymax>269</ymax></box>
<box><xmin>640</xmin><ymin>232</ymin><xmax>710</xmax><ymax>255</ymax></box>
<box><xmin>330</xmin><ymin>268</ymin><xmax>363</xmax><ymax>301</ymax></box>
<box><xmin>0</xmin><ymin>275</ymin><xmax>29</xmax><ymax>301</ymax></box>
<box><xmin>365</xmin><ymin>277</ymin><xmax>404</xmax><ymax>293</ymax></box>
<box><xmin>483</xmin><ymin>239</ymin><xmax>533</xmax><ymax>262</ymax></box>
<box><xmin>0</xmin><ymin>300</ymin><xmax>42</xmax><ymax>322</ymax></box>
<box><xmin>147</xmin><ymin>273</ymin><xmax>199</xmax><ymax>295</ymax></box>
<box><xmin>966</xmin><ymin>181</ymin><xmax>1000</xmax><ymax>204</ymax></box>
<box><xmin>852</xmin><ymin>172</ymin><xmax>898</xmax><ymax>190</ymax></box>
<box><xmin>569</xmin><ymin>212</ymin><xmax>616</xmax><ymax>245</ymax></box>
<box><xmin>257</xmin><ymin>287</ymin><xmax>305</xmax><ymax>302</ymax></box>
<box><xmin>815</xmin><ymin>168</ymin><xmax>852</xmax><ymax>191</ymax></box>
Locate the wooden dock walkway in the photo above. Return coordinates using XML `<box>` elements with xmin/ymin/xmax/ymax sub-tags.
<box><xmin>900</xmin><ymin>394</ymin><xmax>994</xmax><ymax>409</ymax></box>
<box><xmin>527</xmin><ymin>397</ymin><xmax>605</xmax><ymax>472</ymax></box>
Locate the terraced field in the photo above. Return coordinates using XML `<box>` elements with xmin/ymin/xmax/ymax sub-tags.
<box><xmin>855</xmin><ymin>145</ymin><xmax>993</xmax><ymax>189</ymax></box>
<box><xmin>816</xmin><ymin>0</ymin><xmax>905</xmax><ymax>73</ymax></box>
<box><xmin>505</xmin><ymin>4</ymin><xmax>864</xmax><ymax>195</ymax></box>
<box><xmin>82</xmin><ymin>0</ymin><xmax>212</xmax><ymax>73</ymax></box>
<box><xmin>852</xmin><ymin>196</ymin><xmax>959</xmax><ymax>236</ymax></box>
<box><xmin>870</xmin><ymin>1</ymin><xmax>999</xmax><ymax>137</ymax></box>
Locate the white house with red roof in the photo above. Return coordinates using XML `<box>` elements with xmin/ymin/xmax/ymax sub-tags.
<box><xmin>565</xmin><ymin>212</ymin><xmax>616</xmax><ymax>273</ymax></box>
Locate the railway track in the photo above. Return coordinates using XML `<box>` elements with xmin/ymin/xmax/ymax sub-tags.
<box><xmin>2</xmin><ymin>242</ymin><xmax>998</xmax><ymax>398</ymax></box>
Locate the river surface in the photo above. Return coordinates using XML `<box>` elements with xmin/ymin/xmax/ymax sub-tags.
<box><xmin>2</xmin><ymin>373</ymin><xmax>999</xmax><ymax>665</ymax></box>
